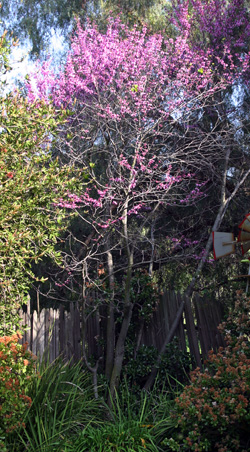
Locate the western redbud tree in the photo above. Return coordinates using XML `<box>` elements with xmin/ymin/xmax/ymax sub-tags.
<box><xmin>28</xmin><ymin>0</ymin><xmax>250</xmax><ymax>397</ymax></box>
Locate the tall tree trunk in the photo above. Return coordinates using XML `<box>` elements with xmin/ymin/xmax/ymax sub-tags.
<box><xmin>81</xmin><ymin>262</ymin><xmax>100</xmax><ymax>399</ymax></box>
<box><xmin>108</xmin><ymin>200</ymin><xmax>134</xmax><ymax>404</ymax></box>
<box><xmin>134</xmin><ymin>317</ymin><xmax>144</xmax><ymax>359</ymax></box>
<box><xmin>108</xmin><ymin>252</ymin><xmax>134</xmax><ymax>404</ymax></box>
<box><xmin>105</xmin><ymin>240</ymin><xmax>115</xmax><ymax>381</ymax></box>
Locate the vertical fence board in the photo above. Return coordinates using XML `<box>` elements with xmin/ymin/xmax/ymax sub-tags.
<box><xmin>55</xmin><ymin>310</ymin><xmax>60</xmax><ymax>360</ymax></box>
<box><xmin>49</xmin><ymin>309</ymin><xmax>55</xmax><ymax>363</ymax></box>
<box><xmin>184</xmin><ymin>295</ymin><xmax>202</xmax><ymax>368</ymax></box>
<box><xmin>38</xmin><ymin>310</ymin><xmax>45</xmax><ymax>360</ymax></box>
<box><xmin>54</xmin><ymin>310</ymin><xmax>59</xmax><ymax>359</ymax></box>
<box><xmin>195</xmin><ymin>302</ymin><xmax>207</xmax><ymax>356</ymax></box>
<box><xmin>32</xmin><ymin>311</ymin><xmax>38</xmax><ymax>357</ymax></box>
<box><xmin>26</xmin><ymin>298</ymin><xmax>31</xmax><ymax>347</ymax></box>
<box><xmin>176</xmin><ymin>293</ymin><xmax>186</xmax><ymax>351</ymax></box>
<box><xmin>66</xmin><ymin>310</ymin><xmax>73</xmax><ymax>361</ymax></box>
<box><xmin>73</xmin><ymin>303</ymin><xmax>81</xmax><ymax>362</ymax></box>
<box><xmin>59</xmin><ymin>305</ymin><xmax>65</xmax><ymax>357</ymax></box>
<box><xmin>44</xmin><ymin>309</ymin><xmax>51</xmax><ymax>363</ymax></box>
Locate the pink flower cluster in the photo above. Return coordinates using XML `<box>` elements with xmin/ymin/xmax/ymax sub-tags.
<box><xmin>170</xmin><ymin>0</ymin><xmax>250</xmax><ymax>81</ymax></box>
<box><xmin>27</xmin><ymin>4</ymin><xmax>248</xmax><ymax>115</ymax></box>
<box><xmin>26</xmin><ymin>2</ymin><xmax>250</xmax><ymax>243</ymax></box>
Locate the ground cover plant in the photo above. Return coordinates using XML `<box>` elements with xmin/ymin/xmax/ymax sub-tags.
<box><xmin>71</xmin><ymin>415</ymin><xmax>158</xmax><ymax>451</ymax></box>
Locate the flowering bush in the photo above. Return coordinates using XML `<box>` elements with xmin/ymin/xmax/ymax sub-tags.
<box><xmin>0</xmin><ymin>333</ymin><xmax>35</xmax><ymax>449</ymax></box>
<box><xmin>166</xmin><ymin>291</ymin><xmax>250</xmax><ymax>452</ymax></box>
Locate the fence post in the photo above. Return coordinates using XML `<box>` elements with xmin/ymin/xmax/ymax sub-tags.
<box><xmin>184</xmin><ymin>295</ymin><xmax>202</xmax><ymax>368</ymax></box>
<box><xmin>73</xmin><ymin>302</ymin><xmax>81</xmax><ymax>362</ymax></box>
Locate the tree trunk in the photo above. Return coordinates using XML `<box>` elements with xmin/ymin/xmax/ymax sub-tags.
<box><xmin>108</xmin><ymin>200</ymin><xmax>134</xmax><ymax>404</ymax></box>
<box><xmin>105</xmin><ymin>243</ymin><xmax>115</xmax><ymax>381</ymax></box>
<box><xmin>108</xmin><ymin>256</ymin><xmax>134</xmax><ymax>404</ymax></box>
<box><xmin>81</xmin><ymin>262</ymin><xmax>100</xmax><ymax>399</ymax></box>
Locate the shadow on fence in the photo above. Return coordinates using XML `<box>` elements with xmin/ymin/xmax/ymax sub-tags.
<box><xmin>19</xmin><ymin>291</ymin><xmax>226</xmax><ymax>366</ymax></box>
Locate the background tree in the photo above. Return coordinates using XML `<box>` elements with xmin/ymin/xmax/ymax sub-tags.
<box><xmin>0</xmin><ymin>31</ymin><xmax>83</xmax><ymax>333</ymax></box>
<box><xmin>0</xmin><ymin>0</ymin><xmax>85</xmax><ymax>58</ymax></box>
<box><xmin>0</xmin><ymin>0</ymin><xmax>168</xmax><ymax>59</ymax></box>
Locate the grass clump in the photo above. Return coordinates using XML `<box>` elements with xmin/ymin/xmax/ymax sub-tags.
<box><xmin>7</xmin><ymin>357</ymin><xmax>102</xmax><ymax>452</ymax></box>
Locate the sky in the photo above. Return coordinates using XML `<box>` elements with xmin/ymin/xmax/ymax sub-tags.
<box><xmin>4</xmin><ymin>27</ymin><xmax>67</xmax><ymax>91</ymax></box>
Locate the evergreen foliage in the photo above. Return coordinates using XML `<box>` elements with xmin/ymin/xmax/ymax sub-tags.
<box><xmin>0</xmin><ymin>31</ymin><xmax>81</xmax><ymax>332</ymax></box>
<box><xmin>0</xmin><ymin>0</ymin><xmax>167</xmax><ymax>58</ymax></box>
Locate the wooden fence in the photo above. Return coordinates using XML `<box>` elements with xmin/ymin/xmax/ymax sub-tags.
<box><xmin>19</xmin><ymin>291</ymin><xmax>225</xmax><ymax>367</ymax></box>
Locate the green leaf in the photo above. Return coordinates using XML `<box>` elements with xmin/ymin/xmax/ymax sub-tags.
<box><xmin>131</xmin><ymin>84</ymin><xmax>139</xmax><ymax>92</ymax></box>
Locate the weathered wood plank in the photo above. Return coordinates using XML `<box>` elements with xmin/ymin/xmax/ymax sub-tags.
<box><xmin>32</xmin><ymin>311</ymin><xmax>38</xmax><ymax>357</ymax></box>
<box><xmin>59</xmin><ymin>305</ymin><xmax>65</xmax><ymax>357</ymax></box>
<box><xmin>49</xmin><ymin>309</ymin><xmax>55</xmax><ymax>363</ymax></box>
<box><xmin>184</xmin><ymin>295</ymin><xmax>202</xmax><ymax>368</ymax></box>
<box><xmin>26</xmin><ymin>299</ymin><xmax>31</xmax><ymax>349</ymax></box>
<box><xmin>194</xmin><ymin>295</ymin><xmax>211</xmax><ymax>357</ymax></box>
<box><xmin>176</xmin><ymin>293</ymin><xmax>186</xmax><ymax>351</ymax></box>
<box><xmin>43</xmin><ymin>309</ymin><xmax>51</xmax><ymax>363</ymax></box>
<box><xmin>38</xmin><ymin>310</ymin><xmax>45</xmax><ymax>360</ymax></box>
<box><xmin>54</xmin><ymin>310</ymin><xmax>60</xmax><ymax>360</ymax></box>
<box><xmin>73</xmin><ymin>302</ymin><xmax>81</xmax><ymax>362</ymax></box>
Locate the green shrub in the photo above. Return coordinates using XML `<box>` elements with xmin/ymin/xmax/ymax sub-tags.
<box><xmin>167</xmin><ymin>291</ymin><xmax>250</xmax><ymax>452</ymax></box>
<box><xmin>0</xmin><ymin>333</ymin><xmax>35</xmax><ymax>450</ymax></box>
<box><xmin>123</xmin><ymin>338</ymin><xmax>193</xmax><ymax>391</ymax></box>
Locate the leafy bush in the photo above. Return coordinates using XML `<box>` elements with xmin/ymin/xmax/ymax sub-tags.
<box><xmin>166</xmin><ymin>291</ymin><xmax>250</xmax><ymax>452</ymax></box>
<box><xmin>123</xmin><ymin>339</ymin><xmax>193</xmax><ymax>391</ymax></box>
<box><xmin>130</xmin><ymin>270</ymin><xmax>160</xmax><ymax>322</ymax></box>
<box><xmin>0</xmin><ymin>333</ymin><xmax>35</xmax><ymax>450</ymax></box>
